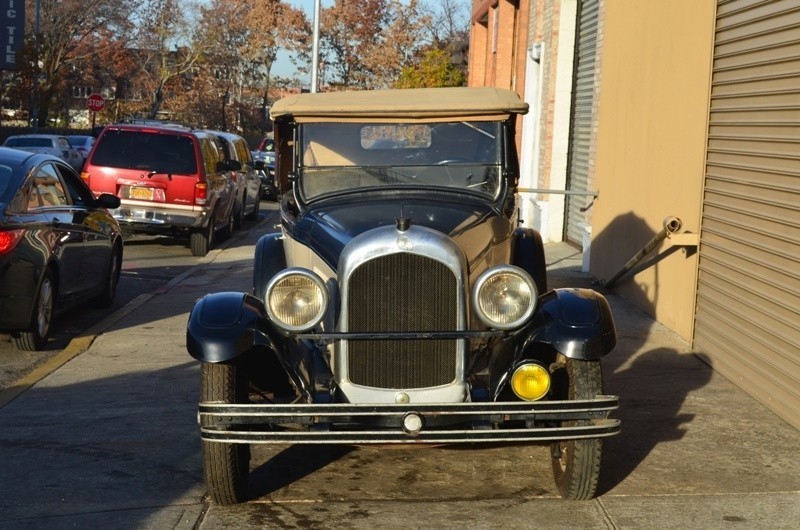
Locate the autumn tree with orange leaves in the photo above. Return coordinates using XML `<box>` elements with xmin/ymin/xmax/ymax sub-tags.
<box><xmin>6</xmin><ymin>0</ymin><xmax>137</xmax><ymax>127</ymax></box>
<box><xmin>1</xmin><ymin>0</ymin><xmax>470</xmax><ymax>133</ymax></box>
<box><xmin>319</xmin><ymin>0</ymin><xmax>429</xmax><ymax>89</ymax></box>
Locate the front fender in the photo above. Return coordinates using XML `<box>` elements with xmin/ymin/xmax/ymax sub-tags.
<box><xmin>489</xmin><ymin>288</ymin><xmax>616</xmax><ymax>398</ymax></box>
<box><xmin>253</xmin><ymin>232</ymin><xmax>286</xmax><ymax>300</ymax></box>
<box><xmin>531</xmin><ymin>288</ymin><xmax>617</xmax><ymax>359</ymax></box>
<box><xmin>186</xmin><ymin>291</ymin><xmax>265</xmax><ymax>363</ymax></box>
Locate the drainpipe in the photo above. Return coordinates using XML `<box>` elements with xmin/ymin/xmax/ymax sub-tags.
<box><xmin>602</xmin><ymin>216</ymin><xmax>684</xmax><ymax>289</ymax></box>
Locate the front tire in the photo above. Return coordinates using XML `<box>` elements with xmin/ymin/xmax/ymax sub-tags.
<box><xmin>14</xmin><ymin>269</ymin><xmax>55</xmax><ymax>351</ymax></box>
<box><xmin>550</xmin><ymin>357</ymin><xmax>605</xmax><ymax>500</ymax></box>
<box><xmin>201</xmin><ymin>361</ymin><xmax>250</xmax><ymax>504</ymax></box>
<box><xmin>95</xmin><ymin>243</ymin><xmax>122</xmax><ymax>308</ymax></box>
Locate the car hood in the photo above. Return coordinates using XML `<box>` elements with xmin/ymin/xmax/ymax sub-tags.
<box><xmin>287</xmin><ymin>194</ymin><xmax>513</xmax><ymax>271</ymax></box>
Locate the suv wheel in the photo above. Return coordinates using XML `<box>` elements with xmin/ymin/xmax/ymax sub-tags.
<box><xmin>550</xmin><ymin>357</ymin><xmax>605</xmax><ymax>500</ymax></box>
<box><xmin>191</xmin><ymin>216</ymin><xmax>215</xmax><ymax>257</ymax></box>
<box><xmin>219</xmin><ymin>206</ymin><xmax>235</xmax><ymax>241</ymax></box>
<box><xmin>201</xmin><ymin>361</ymin><xmax>250</xmax><ymax>504</ymax></box>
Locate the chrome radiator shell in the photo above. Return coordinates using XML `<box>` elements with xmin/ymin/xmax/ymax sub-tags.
<box><xmin>335</xmin><ymin>225</ymin><xmax>469</xmax><ymax>403</ymax></box>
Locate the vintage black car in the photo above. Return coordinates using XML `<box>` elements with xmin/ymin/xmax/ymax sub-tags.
<box><xmin>187</xmin><ymin>87</ymin><xmax>619</xmax><ymax>504</ymax></box>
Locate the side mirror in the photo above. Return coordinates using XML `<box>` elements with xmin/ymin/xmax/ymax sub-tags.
<box><xmin>96</xmin><ymin>193</ymin><xmax>121</xmax><ymax>209</ymax></box>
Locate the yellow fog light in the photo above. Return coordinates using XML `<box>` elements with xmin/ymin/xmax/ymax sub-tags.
<box><xmin>511</xmin><ymin>363</ymin><xmax>550</xmax><ymax>401</ymax></box>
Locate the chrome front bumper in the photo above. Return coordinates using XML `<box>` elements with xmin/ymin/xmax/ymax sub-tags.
<box><xmin>199</xmin><ymin>396</ymin><xmax>620</xmax><ymax>444</ymax></box>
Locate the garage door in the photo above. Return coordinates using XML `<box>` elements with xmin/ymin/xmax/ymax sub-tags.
<box><xmin>695</xmin><ymin>0</ymin><xmax>800</xmax><ymax>429</ymax></box>
<box><xmin>564</xmin><ymin>0</ymin><xmax>599</xmax><ymax>245</ymax></box>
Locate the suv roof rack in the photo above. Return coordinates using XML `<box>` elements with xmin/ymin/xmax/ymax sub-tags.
<box><xmin>116</xmin><ymin>118</ymin><xmax>194</xmax><ymax>130</ymax></box>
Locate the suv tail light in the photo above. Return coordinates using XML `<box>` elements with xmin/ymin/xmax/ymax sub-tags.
<box><xmin>0</xmin><ymin>229</ymin><xmax>25</xmax><ymax>255</ymax></box>
<box><xmin>194</xmin><ymin>182</ymin><xmax>208</xmax><ymax>205</ymax></box>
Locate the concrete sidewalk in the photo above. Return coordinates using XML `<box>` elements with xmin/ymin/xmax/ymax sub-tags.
<box><xmin>0</xmin><ymin>217</ymin><xmax>798</xmax><ymax>529</ymax></box>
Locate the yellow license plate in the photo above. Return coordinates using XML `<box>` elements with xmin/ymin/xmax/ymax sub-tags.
<box><xmin>130</xmin><ymin>186</ymin><xmax>154</xmax><ymax>200</ymax></box>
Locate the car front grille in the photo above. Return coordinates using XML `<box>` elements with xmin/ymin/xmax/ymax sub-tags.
<box><xmin>346</xmin><ymin>253</ymin><xmax>458</xmax><ymax>389</ymax></box>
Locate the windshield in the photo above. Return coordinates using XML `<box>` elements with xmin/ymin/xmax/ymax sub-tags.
<box><xmin>298</xmin><ymin>121</ymin><xmax>503</xmax><ymax>201</ymax></box>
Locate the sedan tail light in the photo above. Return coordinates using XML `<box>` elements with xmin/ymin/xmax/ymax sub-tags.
<box><xmin>0</xmin><ymin>229</ymin><xmax>26</xmax><ymax>255</ymax></box>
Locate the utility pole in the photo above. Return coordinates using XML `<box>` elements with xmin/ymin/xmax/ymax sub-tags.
<box><xmin>31</xmin><ymin>0</ymin><xmax>41</xmax><ymax>130</ymax></box>
<box><xmin>311</xmin><ymin>0</ymin><xmax>321</xmax><ymax>93</ymax></box>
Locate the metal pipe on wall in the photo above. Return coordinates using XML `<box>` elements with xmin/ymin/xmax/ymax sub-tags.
<box><xmin>602</xmin><ymin>216</ymin><xmax>683</xmax><ymax>289</ymax></box>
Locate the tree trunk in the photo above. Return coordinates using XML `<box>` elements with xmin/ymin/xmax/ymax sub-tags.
<box><xmin>149</xmin><ymin>86</ymin><xmax>164</xmax><ymax>119</ymax></box>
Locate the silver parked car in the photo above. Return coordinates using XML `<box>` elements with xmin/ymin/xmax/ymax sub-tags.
<box><xmin>65</xmin><ymin>135</ymin><xmax>96</xmax><ymax>166</ymax></box>
<box><xmin>3</xmin><ymin>134</ymin><xmax>84</xmax><ymax>171</ymax></box>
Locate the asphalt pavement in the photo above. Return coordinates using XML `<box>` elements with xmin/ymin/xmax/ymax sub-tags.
<box><xmin>1</xmin><ymin>211</ymin><xmax>798</xmax><ymax>529</ymax></box>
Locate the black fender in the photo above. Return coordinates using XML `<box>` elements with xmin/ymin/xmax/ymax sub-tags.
<box><xmin>186</xmin><ymin>291</ymin><xmax>266</xmax><ymax>363</ymax></box>
<box><xmin>512</xmin><ymin>227</ymin><xmax>547</xmax><ymax>294</ymax></box>
<box><xmin>186</xmin><ymin>290</ymin><xmax>317</xmax><ymax>400</ymax></box>
<box><xmin>489</xmin><ymin>288</ymin><xmax>616</xmax><ymax>397</ymax></box>
<box><xmin>253</xmin><ymin>232</ymin><xmax>286</xmax><ymax>300</ymax></box>
<box><xmin>528</xmin><ymin>288</ymin><xmax>617</xmax><ymax>359</ymax></box>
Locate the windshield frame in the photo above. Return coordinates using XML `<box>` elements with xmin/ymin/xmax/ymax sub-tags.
<box><xmin>294</xmin><ymin>120</ymin><xmax>509</xmax><ymax>205</ymax></box>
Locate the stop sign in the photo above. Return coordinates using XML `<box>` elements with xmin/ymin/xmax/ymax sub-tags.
<box><xmin>87</xmin><ymin>93</ymin><xmax>105</xmax><ymax>112</ymax></box>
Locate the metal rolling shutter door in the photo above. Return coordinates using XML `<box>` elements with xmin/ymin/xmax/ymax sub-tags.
<box><xmin>695</xmin><ymin>0</ymin><xmax>800</xmax><ymax>429</ymax></box>
<box><xmin>565</xmin><ymin>0</ymin><xmax>598</xmax><ymax>245</ymax></box>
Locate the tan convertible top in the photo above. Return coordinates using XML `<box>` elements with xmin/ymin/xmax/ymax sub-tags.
<box><xmin>269</xmin><ymin>86</ymin><xmax>528</xmax><ymax>122</ymax></box>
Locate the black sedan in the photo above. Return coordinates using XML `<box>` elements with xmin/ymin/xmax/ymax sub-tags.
<box><xmin>0</xmin><ymin>147</ymin><xmax>123</xmax><ymax>350</ymax></box>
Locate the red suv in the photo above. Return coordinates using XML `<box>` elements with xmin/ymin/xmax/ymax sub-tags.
<box><xmin>81</xmin><ymin>124</ymin><xmax>237</xmax><ymax>256</ymax></box>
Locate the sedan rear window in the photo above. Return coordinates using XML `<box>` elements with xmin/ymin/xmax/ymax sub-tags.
<box><xmin>5</xmin><ymin>138</ymin><xmax>52</xmax><ymax>148</ymax></box>
<box><xmin>91</xmin><ymin>130</ymin><xmax>197</xmax><ymax>175</ymax></box>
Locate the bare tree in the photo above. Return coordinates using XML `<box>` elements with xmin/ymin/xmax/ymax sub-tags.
<box><xmin>419</xmin><ymin>0</ymin><xmax>470</xmax><ymax>48</ymax></box>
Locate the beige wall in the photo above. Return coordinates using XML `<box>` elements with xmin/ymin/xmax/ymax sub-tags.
<box><xmin>590</xmin><ymin>0</ymin><xmax>716</xmax><ymax>339</ymax></box>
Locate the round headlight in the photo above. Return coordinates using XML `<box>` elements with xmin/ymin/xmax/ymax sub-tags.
<box><xmin>265</xmin><ymin>269</ymin><xmax>328</xmax><ymax>332</ymax></box>
<box><xmin>511</xmin><ymin>363</ymin><xmax>551</xmax><ymax>401</ymax></box>
<box><xmin>472</xmin><ymin>266</ymin><xmax>537</xmax><ymax>329</ymax></box>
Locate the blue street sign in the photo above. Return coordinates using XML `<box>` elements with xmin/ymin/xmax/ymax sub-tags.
<box><xmin>1</xmin><ymin>0</ymin><xmax>24</xmax><ymax>69</ymax></box>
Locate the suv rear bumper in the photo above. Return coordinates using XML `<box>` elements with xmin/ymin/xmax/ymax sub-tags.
<box><xmin>113</xmin><ymin>201</ymin><xmax>207</xmax><ymax>231</ymax></box>
<box><xmin>199</xmin><ymin>397</ymin><xmax>620</xmax><ymax>444</ymax></box>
